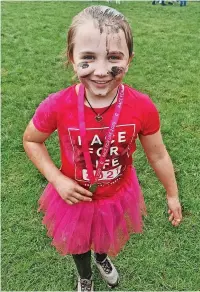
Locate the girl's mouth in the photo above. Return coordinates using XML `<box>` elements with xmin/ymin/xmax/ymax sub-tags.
<box><xmin>91</xmin><ymin>80</ymin><xmax>112</xmax><ymax>88</ymax></box>
<box><xmin>91</xmin><ymin>80</ymin><xmax>111</xmax><ymax>84</ymax></box>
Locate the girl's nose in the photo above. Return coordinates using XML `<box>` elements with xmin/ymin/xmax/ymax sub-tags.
<box><xmin>93</xmin><ymin>61</ymin><xmax>108</xmax><ymax>77</ymax></box>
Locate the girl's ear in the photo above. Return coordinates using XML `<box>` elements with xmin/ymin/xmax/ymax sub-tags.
<box><xmin>125</xmin><ymin>65</ymin><xmax>129</xmax><ymax>73</ymax></box>
<box><xmin>129</xmin><ymin>51</ymin><xmax>135</xmax><ymax>64</ymax></box>
<box><xmin>125</xmin><ymin>52</ymin><xmax>135</xmax><ymax>73</ymax></box>
<box><xmin>72</xmin><ymin>63</ymin><xmax>77</xmax><ymax>73</ymax></box>
<box><xmin>68</xmin><ymin>54</ymin><xmax>76</xmax><ymax>72</ymax></box>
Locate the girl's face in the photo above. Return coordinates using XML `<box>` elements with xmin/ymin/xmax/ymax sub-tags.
<box><xmin>72</xmin><ymin>20</ymin><xmax>132</xmax><ymax>98</ymax></box>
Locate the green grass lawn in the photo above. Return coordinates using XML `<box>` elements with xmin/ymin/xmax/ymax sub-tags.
<box><xmin>1</xmin><ymin>1</ymin><xmax>200</xmax><ymax>291</ymax></box>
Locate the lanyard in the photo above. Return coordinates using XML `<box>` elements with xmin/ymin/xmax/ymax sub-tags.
<box><xmin>78</xmin><ymin>84</ymin><xmax>124</xmax><ymax>193</ymax></box>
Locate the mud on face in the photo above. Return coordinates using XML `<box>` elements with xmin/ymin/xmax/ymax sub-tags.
<box><xmin>110</xmin><ymin>66</ymin><xmax>125</xmax><ymax>78</ymax></box>
<box><xmin>77</xmin><ymin>62</ymin><xmax>93</xmax><ymax>78</ymax></box>
<box><xmin>78</xmin><ymin>62</ymin><xmax>90</xmax><ymax>69</ymax></box>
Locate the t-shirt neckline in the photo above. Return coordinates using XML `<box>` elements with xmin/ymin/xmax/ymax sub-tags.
<box><xmin>73</xmin><ymin>84</ymin><xmax>119</xmax><ymax>110</ymax></box>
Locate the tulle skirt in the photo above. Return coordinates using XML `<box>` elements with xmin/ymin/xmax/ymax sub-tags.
<box><xmin>38</xmin><ymin>167</ymin><xmax>146</xmax><ymax>257</ymax></box>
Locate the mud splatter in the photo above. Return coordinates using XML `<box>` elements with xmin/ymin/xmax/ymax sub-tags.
<box><xmin>78</xmin><ymin>62</ymin><xmax>89</xmax><ymax>69</ymax></box>
<box><xmin>110</xmin><ymin>66</ymin><xmax>125</xmax><ymax>77</ymax></box>
<box><xmin>77</xmin><ymin>63</ymin><xmax>95</xmax><ymax>78</ymax></box>
<box><xmin>106</xmin><ymin>34</ymin><xmax>109</xmax><ymax>55</ymax></box>
<box><xmin>90</xmin><ymin>7</ymin><xmax>122</xmax><ymax>36</ymax></box>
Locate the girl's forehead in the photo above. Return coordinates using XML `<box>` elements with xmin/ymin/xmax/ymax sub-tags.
<box><xmin>74</xmin><ymin>21</ymin><xmax>128</xmax><ymax>52</ymax></box>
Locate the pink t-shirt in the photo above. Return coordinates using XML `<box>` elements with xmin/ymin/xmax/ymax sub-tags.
<box><xmin>33</xmin><ymin>84</ymin><xmax>160</xmax><ymax>198</ymax></box>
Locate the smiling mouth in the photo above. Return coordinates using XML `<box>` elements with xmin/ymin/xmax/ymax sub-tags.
<box><xmin>91</xmin><ymin>80</ymin><xmax>111</xmax><ymax>84</ymax></box>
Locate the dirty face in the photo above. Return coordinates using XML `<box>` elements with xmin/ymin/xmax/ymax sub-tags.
<box><xmin>72</xmin><ymin>20</ymin><xmax>132</xmax><ymax>99</ymax></box>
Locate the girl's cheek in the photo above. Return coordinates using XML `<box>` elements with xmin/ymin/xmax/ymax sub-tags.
<box><xmin>76</xmin><ymin>62</ymin><xmax>95</xmax><ymax>78</ymax></box>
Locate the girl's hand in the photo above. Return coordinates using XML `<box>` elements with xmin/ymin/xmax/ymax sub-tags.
<box><xmin>53</xmin><ymin>174</ymin><xmax>93</xmax><ymax>205</ymax></box>
<box><xmin>167</xmin><ymin>195</ymin><xmax>182</xmax><ymax>227</ymax></box>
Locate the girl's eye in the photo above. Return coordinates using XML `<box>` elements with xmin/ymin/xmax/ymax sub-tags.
<box><xmin>82</xmin><ymin>55</ymin><xmax>95</xmax><ymax>60</ymax></box>
<box><xmin>108</xmin><ymin>55</ymin><xmax>121</xmax><ymax>61</ymax></box>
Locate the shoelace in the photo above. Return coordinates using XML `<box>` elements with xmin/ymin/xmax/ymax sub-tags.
<box><xmin>80</xmin><ymin>279</ymin><xmax>92</xmax><ymax>291</ymax></box>
<box><xmin>100</xmin><ymin>258</ymin><xmax>113</xmax><ymax>274</ymax></box>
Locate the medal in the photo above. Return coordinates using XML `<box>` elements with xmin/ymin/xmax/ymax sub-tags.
<box><xmin>89</xmin><ymin>183</ymin><xmax>98</xmax><ymax>193</ymax></box>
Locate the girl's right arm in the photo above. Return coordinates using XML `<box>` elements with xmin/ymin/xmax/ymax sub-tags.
<box><xmin>23</xmin><ymin>120</ymin><xmax>93</xmax><ymax>204</ymax></box>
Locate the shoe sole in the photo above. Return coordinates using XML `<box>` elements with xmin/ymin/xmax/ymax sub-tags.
<box><xmin>107</xmin><ymin>279</ymin><xmax>119</xmax><ymax>288</ymax></box>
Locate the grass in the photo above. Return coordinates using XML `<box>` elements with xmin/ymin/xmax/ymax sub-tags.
<box><xmin>1</xmin><ymin>1</ymin><xmax>200</xmax><ymax>291</ymax></box>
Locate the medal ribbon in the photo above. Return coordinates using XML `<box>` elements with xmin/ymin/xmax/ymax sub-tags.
<box><xmin>78</xmin><ymin>84</ymin><xmax>124</xmax><ymax>191</ymax></box>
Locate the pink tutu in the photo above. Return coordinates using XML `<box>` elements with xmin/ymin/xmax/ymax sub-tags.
<box><xmin>38</xmin><ymin>167</ymin><xmax>146</xmax><ymax>257</ymax></box>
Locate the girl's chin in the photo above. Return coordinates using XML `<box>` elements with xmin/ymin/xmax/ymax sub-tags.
<box><xmin>91</xmin><ymin>88</ymin><xmax>111</xmax><ymax>97</ymax></box>
<box><xmin>84</xmin><ymin>84</ymin><xmax>111</xmax><ymax>97</ymax></box>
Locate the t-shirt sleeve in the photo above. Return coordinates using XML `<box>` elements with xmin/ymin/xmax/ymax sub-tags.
<box><xmin>140</xmin><ymin>96</ymin><xmax>160</xmax><ymax>136</ymax></box>
<box><xmin>32</xmin><ymin>93</ymin><xmax>58</xmax><ymax>133</ymax></box>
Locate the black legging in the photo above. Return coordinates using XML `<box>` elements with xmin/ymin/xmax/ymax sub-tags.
<box><xmin>73</xmin><ymin>251</ymin><xmax>107</xmax><ymax>279</ymax></box>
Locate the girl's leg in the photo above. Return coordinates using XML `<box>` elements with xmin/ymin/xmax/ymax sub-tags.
<box><xmin>73</xmin><ymin>251</ymin><xmax>92</xmax><ymax>279</ymax></box>
<box><xmin>94</xmin><ymin>252</ymin><xmax>107</xmax><ymax>263</ymax></box>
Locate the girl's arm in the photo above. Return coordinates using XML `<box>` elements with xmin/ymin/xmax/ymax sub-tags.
<box><xmin>23</xmin><ymin>120</ymin><xmax>93</xmax><ymax>204</ymax></box>
<box><xmin>139</xmin><ymin>130</ymin><xmax>182</xmax><ymax>226</ymax></box>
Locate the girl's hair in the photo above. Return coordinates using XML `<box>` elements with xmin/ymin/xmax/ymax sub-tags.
<box><xmin>67</xmin><ymin>5</ymin><xmax>133</xmax><ymax>63</ymax></box>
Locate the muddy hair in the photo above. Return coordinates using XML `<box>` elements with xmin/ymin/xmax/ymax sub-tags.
<box><xmin>67</xmin><ymin>5</ymin><xmax>133</xmax><ymax>63</ymax></box>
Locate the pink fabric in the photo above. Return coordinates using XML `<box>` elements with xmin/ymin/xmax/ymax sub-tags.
<box><xmin>38</xmin><ymin>167</ymin><xmax>146</xmax><ymax>257</ymax></box>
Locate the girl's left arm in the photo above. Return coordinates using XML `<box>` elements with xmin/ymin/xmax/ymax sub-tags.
<box><xmin>139</xmin><ymin>130</ymin><xmax>182</xmax><ymax>227</ymax></box>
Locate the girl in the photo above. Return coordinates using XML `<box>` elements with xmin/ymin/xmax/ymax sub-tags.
<box><xmin>23</xmin><ymin>5</ymin><xmax>182</xmax><ymax>291</ymax></box>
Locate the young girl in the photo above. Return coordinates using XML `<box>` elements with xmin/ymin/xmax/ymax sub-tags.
<box><xmin>23</xmin><ymin>5</ymin><xmax>182</xmax><ymax>291</ymax></box>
